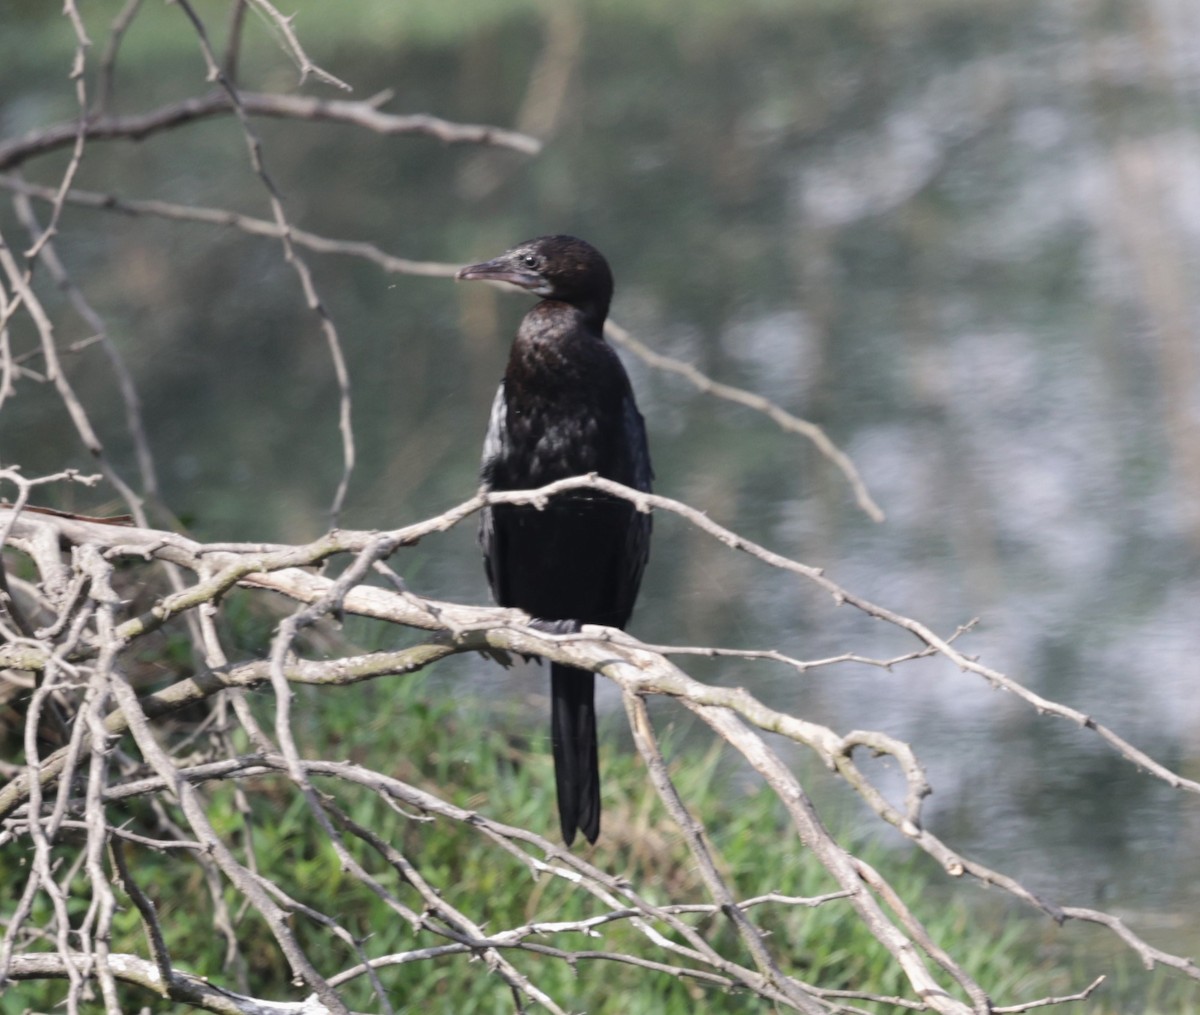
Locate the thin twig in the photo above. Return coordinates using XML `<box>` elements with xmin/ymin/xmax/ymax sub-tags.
<box><xmin>606</xmin><ymin>320</ymin><xmax>885</xmax><ymax>523</ymax></box>
<box><xmin>0</xmin><ymin>174</ymin><xmax>461</xmax><ymax>277</ymax></box>
<box><xmin>0</xmin><ymin>90</ymin><xmax>542</xmax><ymax>171</ymax></box>
<box><xmin>173</xmin><ymin>0</ymin><xmax>354</xmax><ymax>524</ymax></box>
<box><xmin>243</xmin><ymin>0</ymin><xmax>351</xmax><ymax>91</ymax></box>
<box><xmin>11</xmin><ymin>188</ymin><xmax>161</xmax><ymax>501</ymax></box>
<box><xmin>94</xmin><ymin>0</ymin><xmax>145</xmax><ymax>116</ymax></box>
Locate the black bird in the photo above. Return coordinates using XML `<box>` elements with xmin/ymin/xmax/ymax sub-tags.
<box><xmin>456</xmin><ymin>235</ymin><xmax>653</xmax><ymax>845</ymax></box>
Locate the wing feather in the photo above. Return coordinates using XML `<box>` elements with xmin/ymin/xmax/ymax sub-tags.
<box><xmin>479</xmin><ymin>382</ymin><xmax>508</xmax><ymax>602</ymax></box>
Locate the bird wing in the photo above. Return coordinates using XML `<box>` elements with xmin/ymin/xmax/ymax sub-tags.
<box><xmin>623</xmin><ymin>391</ymin><xmax>653</xmax><ymax>494</ymax></box>
<box><xmin>479</xmin><ymin>381</ymin><xmax>508</xmax><ymax>602</ymax></box>
<box><xmin>480</xmin><ymin>381</ymin><xmax>509</xmax><ymax>480</ymax></box>
<box><xmin>618</xmin><ymin>391</ymin><xmax>653</xmax><ymax>621</ymax></box>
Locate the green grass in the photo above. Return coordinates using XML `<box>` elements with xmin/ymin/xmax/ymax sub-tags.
<box><xmin>6</xmin><ymin>660</ymin><xmax>1197</xmax><ymax>1014</ymax></box>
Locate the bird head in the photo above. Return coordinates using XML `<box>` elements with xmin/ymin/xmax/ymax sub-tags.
<box><xmin>456</xmin><ymin>235</ymin><xmax>613</xmax><ymax>323</ymax></box>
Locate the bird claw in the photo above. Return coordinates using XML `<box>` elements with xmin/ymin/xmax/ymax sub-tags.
<box><xmin>529</xmin><ymin>618</ymin><xmax>582</xmax><ymax>636</ymax></box>
<box><xmin>481</xmin><ymin>646</ymin><xmax>515</xmax><ymax>668</ymax></box>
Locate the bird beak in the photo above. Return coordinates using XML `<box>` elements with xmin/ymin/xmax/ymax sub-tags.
<box><xmin>455</xmin><ymin>257</ymin><xmax>542</xmax><ymax>291</ymax></box>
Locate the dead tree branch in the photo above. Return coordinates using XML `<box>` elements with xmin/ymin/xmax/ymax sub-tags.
<box><xmin>0</xmin><ymin>90</ymin><xmax>541</xmax><ymax>173</ymax></box>
<box><xmin>2</xmin><ymin>480</ymin><xmax>1196</xmax><ymax>1010</ymax></box>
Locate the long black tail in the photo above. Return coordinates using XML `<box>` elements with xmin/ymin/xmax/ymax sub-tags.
<box><xmin>550</xmin><ymin>663</ymin><xmax>600</xmax><ymax>845</ymax></box>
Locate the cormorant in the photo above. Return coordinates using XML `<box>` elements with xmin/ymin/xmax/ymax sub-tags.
<box><xmin>456</xmin><ymin>235</ymin><xmax>653</xmax><ymax>845</ymax></box>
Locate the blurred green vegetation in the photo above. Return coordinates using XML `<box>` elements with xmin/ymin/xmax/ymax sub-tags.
<box><xmin>4</xmin><ymin>0</ymin><xmax>1200</xmax><ymax>1010</ymax></box>
<box><xmin>5</xmin><ymin>653</ymin><xmax>1196</xmax><ymax>1013</ymax></box>
<box><xmin>2</xmin><ymin>659</ymin><xmax>1166</xmax><ymax>1014</ymax></box>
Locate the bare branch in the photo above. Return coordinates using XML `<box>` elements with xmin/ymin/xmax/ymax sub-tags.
<box><xmin>0</xmin><ymin>169</ymin><xmax>885</xmax><ymax>525</ymax></box>
<box><xmin>11</xmin><ymin>189</ymin><xmax>161</xmax><ymax>501</ymax></box>
<box><xmin>170</xmin><ymin>0</ymin><xmax>355</xmax><ymax>524</ymax></box>
<box><xmin>0</xmin><ymin>174</ymin><xmax>461</xmax><ymax>277</ymax></box>
<box><xmin>94</xmin><ymin>0</ymin><xmax>145</xmax><ymax>116</ymax></box>
<box><xmin>243</xmin><ymin>0</ymin><xmax>351</xmax><ymax>91</ymax></box>
<box><xmin>110</xmin><ymin>825</ymin><xmax>174</xmax><ymax>990</ymax></box>
<box><xmin>992</xmin><ymin>976</ymin><xmax>1107</xmax><ymax>1013</ymax></box>
<box><xmin>0</xmin><ymin>222</ymin><xmax>146</xmax><ymax>521</ymax></box>
<box><xmin>623</xmin><ymin>691</ymin><xmax>826</xmax><ymax>1013</ymax></box>
<box><xmin>3</xmin><ymin>951</ymin><xmax>335</xmax><ymax>1015</ymax></box>
<box><xmin>0</xmin><ymin>90</ymin><xmax>541</xmax><ymax>172</ymax></box>
<box><xmin>22</xmin><ymin>2</ymin><xmax>90</xmax><ymax>265</ymax></box>
<box><xmin>4</xmin><ymin>485</ymin><xmax>1195</xmax><ymax>1004</ymax></box>
<box><xmin>605</xmin><ymin>320</ymin><xmax>886</xmax><ymax>523</ymax></box>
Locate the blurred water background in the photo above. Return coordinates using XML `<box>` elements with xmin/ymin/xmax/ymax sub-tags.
<box><xmin>3</xmin><ymin>0</ymin><xmax>1200</xmax><ymax>962</ymax></box>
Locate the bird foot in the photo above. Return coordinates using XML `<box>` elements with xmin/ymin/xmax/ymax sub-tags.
<box><xmin>529</xmin><ymin>618</ymin><xmax>582</xmax><ymax>636</ymax></box>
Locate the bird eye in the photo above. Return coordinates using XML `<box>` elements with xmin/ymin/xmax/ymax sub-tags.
<box><xmin>522</xmin><ymin>254</ymin><xmax>538</xmax><ymax>268</ymax></box>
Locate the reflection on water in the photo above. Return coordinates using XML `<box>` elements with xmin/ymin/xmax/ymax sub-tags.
<box><xmin>5</xmin><ymin>0</ymin><xmax>1200</xmax><ymax>947</ymax></box>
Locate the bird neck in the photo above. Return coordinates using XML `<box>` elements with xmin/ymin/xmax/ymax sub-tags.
<box><xmin>504</xmin><ymin>301</ymin><xmax>622</xmax><ymax>404</ymax></box>
<box><xmin>516</xmin><ymin>301</ymin><xmax>605</xmax><ymax>352</ymax></box>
